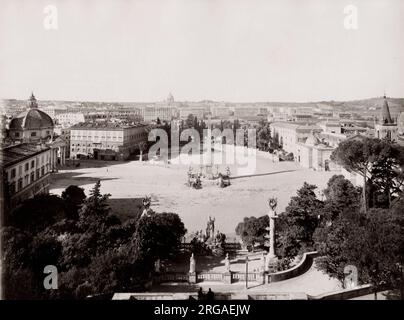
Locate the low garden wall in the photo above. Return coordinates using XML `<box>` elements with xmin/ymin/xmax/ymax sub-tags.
<box><xmin>268</xmin><ymin>251</ymin><xmax>318</xmax><ymax>283</ymax></box>
<box><xmin>310</xmin><ymin>284</ymin><xmax>374</xmax><ymax>300</ymax></box>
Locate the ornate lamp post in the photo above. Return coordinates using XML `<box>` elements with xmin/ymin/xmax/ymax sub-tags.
<box><xmin>265</xmin><ymin>197</ymin><xmax>278</xmax><ymax>272</ymax></box>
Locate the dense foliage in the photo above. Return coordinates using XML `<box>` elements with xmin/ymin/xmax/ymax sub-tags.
<box><xmin>2</xmin><ymin>181</ymin><xmax>186</xmax><ymax>299</ymax></box>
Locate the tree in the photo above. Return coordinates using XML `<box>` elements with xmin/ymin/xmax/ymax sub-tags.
<box><xmin>133</xmin><ymin>213</ymin><xmax>187</xmax><ymax>263</ymax></box>
<box><xmin>257</xmin><ymin>123</ymin><xmax>271</xmax><ymax>151</ymax></box>
<box><xmin>61</xmin><ymin>185</ymin><xmax>86</xmax><ymax>220</ymax></box>
<box><xmin>330</xmin><ymin>137</ymin><xmax>402</xmax><ymax>213</ymax></box>
<box><xmin>321</xmin><ymin>175</ymin><xmax>362</xmax><ymax>222</ymax></box>
<box><xmin>315</xmin><ymin>206</ymin><xmax>404</xmax><ymax>296</ymax></box>
<box><xmin>368</xmin><ymin>142</ymin><xmax>404</xmax><ymax>208</ymax></box>
<box><xmin>2</xmin><ymin>180</ymin><xmax>189</xmax><ymax>299</ymax></box>
<box><xmin>235</xmin><ymin>216</ymin><xmax>269</xmax><ymax>249</ymax></box>
<box><xmin>78</xmin><ymin>180</ymin><xmax>111</xmax><ymax>230</ymax></box>
<box><xmin>277</xmin><ymin>182</ymin><xmax>323</xmax><ymax>258</ymax></box>
<box><xmin>185</xmin><ymin>114</ymin><xmax>195</xmax><ymax>129</ymax></box>
<box><xmin>7</xmin><ymin>194</ymin><xmax>68</xmax><ymax>233</ymax></box>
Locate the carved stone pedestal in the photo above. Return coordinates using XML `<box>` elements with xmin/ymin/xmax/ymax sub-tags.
<box><xmin>189</xmin><ymin>272</ymin><xmax>197</xmax><ymax>284</ymax></box>
<box><xmin>223</xmin><ymin>272</ymin><xmax>232</xmax><ymax>284</ymax></box>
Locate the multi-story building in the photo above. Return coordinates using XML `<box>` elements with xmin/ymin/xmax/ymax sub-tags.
<box><xmin>142</xmin><ymin>105</ymin><xmax>176</xmax><ymax>122</ymax></box>
<box><xmin>270</xmin><ymin>122</ymin><xmax>322</xmax><ymax>156</ymax></box>
<box><xmin>70</xmin><ymin>122</ymin><xmax>149</xmax><ymax>160</ymax></box>
<box><xmin>54</xmin><ymin>126</ymin><xmax>71</xmax><ymax>158</ymax></box>
<box><xmin>39</xmin><ymin>105</ymin><xmax>68</xmax><ymax>119</ymax></box>
<box><xmin>1</xmin><ymin>143</ymin><xmax>53</xmax><ymax>208</ymax></box>
<box><xmin>179</xmin><ymin>106</ymin><xmax>205</xmax><ymax>119</ymax></box>
<box><xmin>233</xmin><ymin>106</ymin><xmax>260</xmax><ymax>118</ymax></box>
<box><xmin>296</xmin><ymin>134</ymin><xmax>338</xmax><ymax>171</ymax></box>
<box><xmin>55</xmin><ymin>112</ymin><xmax>85</xmax><ymax>127</ymax></box>
<box><xmin>210</xmin><ymin>106</ymin><xmax>232</xmax><ymax>118</ymax></box>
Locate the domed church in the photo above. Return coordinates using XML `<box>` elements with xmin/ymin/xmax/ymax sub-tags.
<box><xmin>8</xmin><ymin>93</ymin><xmax>54</xmax><ymax>142</ymax></box>
<box><xmin>6</xmin><ymin>93</ymin><xmax>68</xmax><ymax>169</ymax></box>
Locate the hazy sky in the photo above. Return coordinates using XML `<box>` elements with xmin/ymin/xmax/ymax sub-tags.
<box><xmin>0</xmin><ymin>0</ymin><xmax>403</xmax><ymax>102</ymax></box>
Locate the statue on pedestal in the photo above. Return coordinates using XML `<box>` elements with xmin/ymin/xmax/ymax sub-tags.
<box><xmin>141</xmin><ymin>195</ymin><xmax>152</xmax><ymax>217</ymax></box>
<box><xmin>154</xmin><ymin>258</ymin><xmax>160</xmax><ymax>273</ymax></box>
<box><xmin>189</xmin><ymin>253</ymin><xmax>196</xmax><ymax>273</ymax></box>
<box><xmin>205</xmin><ymin>216</ymin><xmax>215</xmax><ymax>240</ymax></box>
<box><xmin>224</xmin><ymin>253</ymin><xmax>230</xmax><ymax>272</ymax></box>
<box><xmin>260</xmin><ymin>253</ymin><xmax>266</xmax><ymax>272</ymax></box>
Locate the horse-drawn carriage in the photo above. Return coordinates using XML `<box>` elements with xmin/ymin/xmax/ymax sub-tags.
<box><xmin>218</xmin><ymin>173</ymin><xmax>231</xmax><ymax>188</ymax></box>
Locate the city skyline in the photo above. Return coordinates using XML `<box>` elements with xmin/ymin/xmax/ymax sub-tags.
<box><xmin>1</xmin><ymin>0</ymin><xmax>404</xmax><ymax>103</ymax></box>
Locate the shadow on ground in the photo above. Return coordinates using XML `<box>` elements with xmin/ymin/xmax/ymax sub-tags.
<box><xmin>49</xmin><ymin>171</ymin><xmax>118</xmax><ymax>189</ymax></box>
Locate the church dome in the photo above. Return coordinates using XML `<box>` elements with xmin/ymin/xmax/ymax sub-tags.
<box><xmin>9</xmin><ymin>93</ymin><xmax>54</xmax><ymax>130</ymax></box>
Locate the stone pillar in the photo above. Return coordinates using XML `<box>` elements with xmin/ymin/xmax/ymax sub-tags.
<box><xmin>62</xmin><ymin>147</ymin><xmax>65</xmax><ymax>166</ymax></box>
<box><xmin>51</xmin><ymin>149</ymin><xmax>55</xmax><ymax>171</ymax></box>
<box><xmin>268</xmin><ymin>216</ymin><xmax>276</xmax><ymax>259</ymax></box>
<box><xmin>54</xmin><ymin>148</ymin><xmax>58</xmax><ymax>171</ymax></box>
<box><xmin>54</xmin><ymin>149</ymin><xmax>57</xmax><ymax>170</ymax></box>
<box><xmin>265</xmin><ymin>198</ymin><xmax>278</xmax><ymax>272</ymax></box>
<box><xmin>258</xmin><ymin>272</ymin><xmax>265</xmax><ymax>285</ymax></box>
<box><xmin>189</xmin><ymin>253</ymin><xmax>197</xmax><ymax>284</ymax></box>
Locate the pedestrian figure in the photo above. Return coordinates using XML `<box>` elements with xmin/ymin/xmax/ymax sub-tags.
<box><xmin>206</xmin><ymin>288</ymin><xmax>214</xmax><ymax>301</ymax></box>
<box><xmin>197</xmin><ymin>287</ymin><xmax>204</xmax><ymax>300</ymax></box>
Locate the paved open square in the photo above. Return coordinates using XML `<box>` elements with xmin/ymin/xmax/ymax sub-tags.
<box><xmin>50</xmin><ymin>151</ymin><xmax>336</xmax><ymax>235</ymax></box>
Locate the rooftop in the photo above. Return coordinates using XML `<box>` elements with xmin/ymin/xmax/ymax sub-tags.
<box><xmin>271</xmin><ymin>121</ymin><xmax>321</xmax><ymax>131</ymax></box>
<box><xmin>70</xmin><ymin>122</ymin><xmax>148</xmax><ymax>130</ymax></box>
<box><xmin>1</xmin><ymin>143</ymin><xmax>50</xmax><ymax>168</ymax></box>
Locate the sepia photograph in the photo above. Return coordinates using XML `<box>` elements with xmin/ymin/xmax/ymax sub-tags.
<box><xmin>1</xmin><ymin>0</ymin><xmax>404</xmax><ymax>308</ymax></box>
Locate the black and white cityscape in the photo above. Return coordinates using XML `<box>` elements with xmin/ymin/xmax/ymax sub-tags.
<box><xmin>1</xmin><ymin>0</ymin><xmax>404</xmax><ymax>302</ymax></box>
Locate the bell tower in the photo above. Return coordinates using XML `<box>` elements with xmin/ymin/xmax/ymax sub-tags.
<box><xmin>375</xmin><ymin>95</ymin><xmax>398</xmax><ymax>141</ymax></box>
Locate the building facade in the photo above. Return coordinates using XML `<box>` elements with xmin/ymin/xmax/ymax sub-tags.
<box><xmin>179</xmin><ymin>106</ymin><xmax>205</xmax><ymax>119</ymax></box>
<box><xmin>270</xmin><ymin>122</ymin><xmax>322</xmax><ymax>156</ymax></box>
<box><xmin>142</xmin><ymin>105</ymin><xmax>176</xmax><ymax>122</ymax></box>
<box><xmin>55</xmin><ymin>112</ymin><xmax>85</xmax><ymax>127</ymax></box>
<box><xmin>70</xmin><ymin>122</ymin><xmax>148</xmax><ymax>160</ymax></box>
<box><xmin>1</xmin><ymin>143</ymin><xmax>53</xmax><ymax>208</ymax></box>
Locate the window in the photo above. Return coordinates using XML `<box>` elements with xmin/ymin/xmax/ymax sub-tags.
<box><xmin>30</xmin><ymin>172</ymin><xmax>35</xmax><ymax>183</ymax></box>
<box><xmin>11</xmin><ymin>168</ymin><xmax>16</xmax><ymax>179</ymax></box>
<box><xmin>31</xmin><ymin>160</ymin><xmax>35</xmax><ymax>168</ymax></box>
<box><xmin>31</xmin><ymin>132</ymin><xmax>37</xmax><ymax>137</ymax></box>
<box><xmin>18</xmin><ymin>178</ymin><xmax>23</xmax><ymax>191</ymax></box>
<box><xmin>41</xmin><ymin>166</ymin><xmax>45</xmax><ymax>176</ymax></box>
<box><xmin>36</xmin><ymin>169</ymin><xmax>40</xmax><ymax>180</ymax></box>
<box><xmin>10</xmin><ymin>182</ymin><xmax>16</xmax><ymax>194</ymax></box>
<box><xmin>15</xmin><ymin>132</ymin><xmax>20</xmax><ymax>137</ymax></box>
